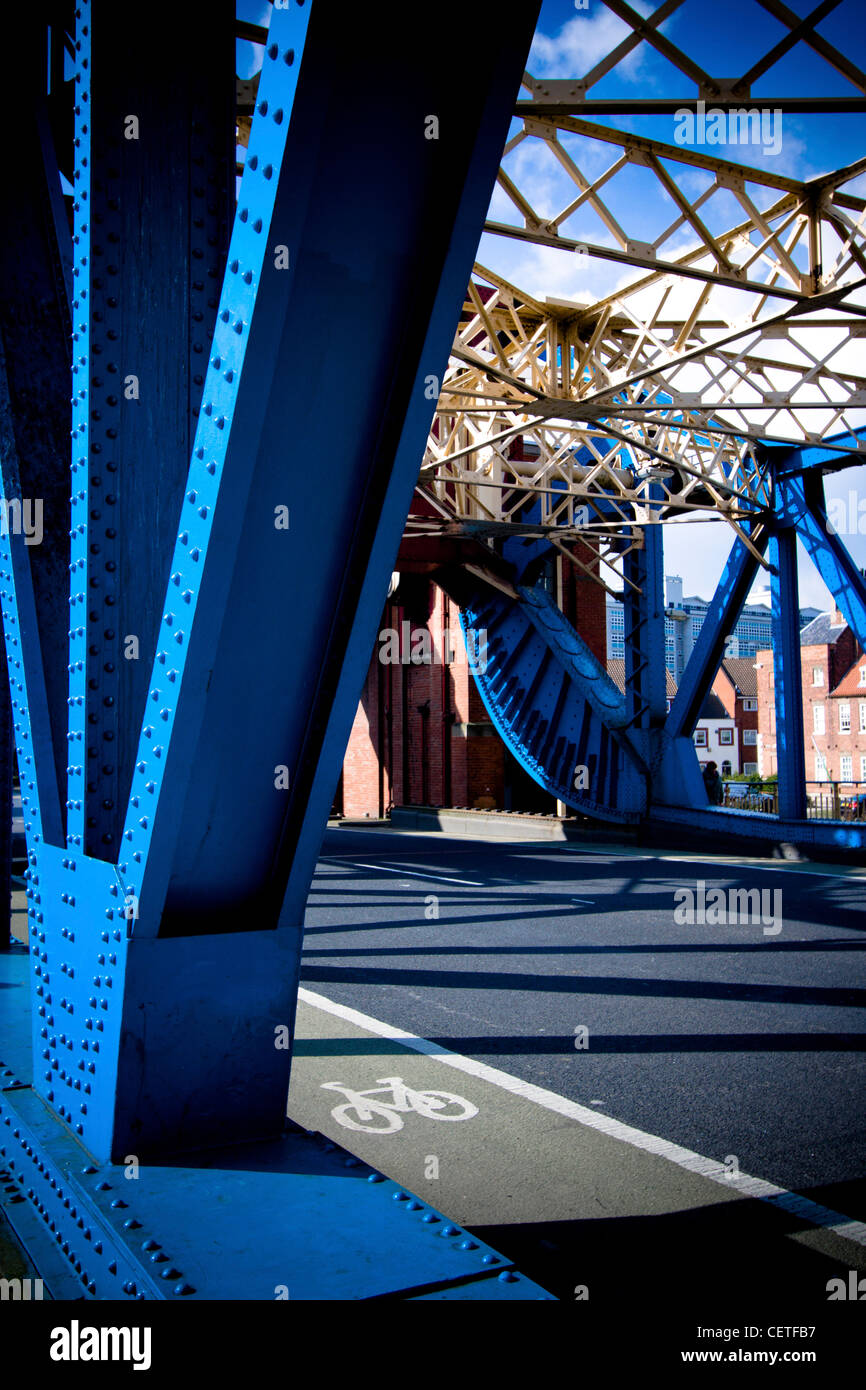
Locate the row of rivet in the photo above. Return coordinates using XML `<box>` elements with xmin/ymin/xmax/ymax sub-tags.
<box><xmin>66</xmin><ymin>0</ymin><xmax>93</xmax><ymax>849</ymax></box>
<box><xmin>117</xmin><ymin>24</ymin><xmax>304</xmax><ymax>866</ymax></box>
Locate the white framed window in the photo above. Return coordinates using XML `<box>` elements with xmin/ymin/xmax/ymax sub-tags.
<box><xmin>719</xmin><ymin>727</ymin><xmax>733</xmax><ymax>745</ymax></box>
<box><xmin>743</xmin><ymin>728</ymin><xmax>758</xmax><ymax>745</ymax></box>
<box><xmin>841</xmin><ymin>755</ymin><xmax>853</xmax><ymax>782</ymax></box>
<box><xmin>859</xmin><ymin>666</ymin><xmax>866</xmax><ymax>686</ymax></box>
<box><xmin>694</xmin><ymin>728</ymin><xmax>708</xmax><ymax>747</ymax></box>
<box><xmin>861</xmin><ymin>755</ymin><xmax>866</xmax><ymax>781</ymax></box>
<box><xmin>744</xmin><ymin>762</ymin><xmax>758</xmax><ymax>775</ymax></box>
<box><xmin>743</xmin><ymin>697</ymin><xmax>758</xmax><ymax>711</ymax></box>
<box><xmin>859</xmin><ymin>702</ymin><xmax>866</xmax><ymax>733</ymax></box>
<box><xmin>812</xmin><ymin>667</ymin><xmax>824</xmax><ymax>686</ymax></box>
<box><xmin>813</xmin><ymin>704</ymin><xmax>825</xmax><ymax>734</ymax></box>
<box><xmin>839</xmin><ymin>702</ymin><xmax>851</xmax><ymax>733</ymax></box>
<box><xmin>815</xmin><ymin>754</ymin><xmax>829</xmax><ymax>781</ymax></box>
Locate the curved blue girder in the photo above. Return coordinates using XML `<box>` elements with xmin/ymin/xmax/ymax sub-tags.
<box><xmin>460</xmin><ymin>582</ymin><xmax>647</xmax><ymax>822</ymax></box>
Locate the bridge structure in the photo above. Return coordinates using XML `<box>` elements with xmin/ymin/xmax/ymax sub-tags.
<box><xmin>0</xmin><ymin>0</ymin><xmax>864</xmax><ymax>1300</ymax></box>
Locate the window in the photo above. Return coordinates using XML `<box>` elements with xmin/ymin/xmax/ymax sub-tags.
<box><xmin>743</xmin><ymin>697</ymin><xmax>758</xmax><ymax>711</ymax></box>
<box><xmin>841</xmin><ymin>755</ymin><xmax>853</xmax><ymax>783</ymax></box>
<box><xmin>743</xmin><ymin>729</ymin><xmax>758</xmax><ymax>745</ymax></box>
<box><xmin>694</xmin><ymin>728</ymin><xmax>707</xmax><ymax>747</ymax></box>
<box><xmin>721</xmin><ymin>760</ymin><xmax>732</xmax><ymax>776</ymax></box>
<box><xmin>744</xmin><ymin>762</ymin><xmax>758</xmax><ymax>775</ymax></box>
<box><xmin>812</xmin><ymin>667</ymin><xmax>824</xmax><ymax>686</ymax></box>
<box><xmin>860</xmin><ymin>702</ymin><xmax>866</xmax><ymax>733</ymax></box>
<box><xmin>839</xmin><ymin>702</ymin><xmax>851</xmax><ymax>733</ymax></box>
<box><xmin>813</xmin><ymin>704</ymin><xmax>825</xmax><ymax>734</ymax></box>
<box><xmin>816</xmin><ymin>754</ymin><xmax>829</xmax><ymax>781</ymax></box>
<box><xmin>719</xmin><ymin>727</ymin><xmax>733</xmax><ymax>745</ymax></box>
<box><xmin>859</xmin><ymin>667</ymin><xmax>866</xmax><ymax>686</ymax></box>
<box><xmin>861</xmin><ymin>755</ymin><xmax>866</xmax><ymax>781</ymax></box>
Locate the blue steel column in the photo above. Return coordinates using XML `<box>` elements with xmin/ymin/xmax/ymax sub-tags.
<box><xmin>768</xmin><ymin>526</ymin><xmax>807</xmax><ymax>819</ymax></box>
<box><xmin>777</xmin><ymin>470</ymin><xmax>866</xmax><ymax>649</ymax></box>
<box><xmin>0</xmin><ymin>12</ymin><xmax>72</xmax><ymax>842</ymax></box>
<box><xmin>622</xmin><ymin>509</ymin><xmax>667</xmax><ymax>732</ymax></box>
<box><xmin>667</xmin><ymin>522</ymin><xmax>768</xmax><ymax>738</ymax></box>
<box><xmin>72</xmin><ymin>1</ymin><xmax>234</xmax><ymax>859</ymax></box>
<box><xmin>0</xmin><ymin>0</ymin><xmax>540</xmax><ymax>1162</ymax></box>
<box><xmin>0</xmin><ymin>641</ymin><xmax>10</xmax><ymax>948</ymax></box>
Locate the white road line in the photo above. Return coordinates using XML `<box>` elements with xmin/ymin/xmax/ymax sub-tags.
<box><xmin>571</xmin><ymin>897</ymin><xmax>596</xmax><ymax>905</ymax></box>
<box><xmin>298</xmin><ymin>986</ymin><xmax>866</xmax><ymax>1251</ymax></box>
<box><xmin>562</xmin><ymin>845</ymin><xmax>866</xmax><ymax>883</ymax></box>
<box><xmin>328</xmin><ymin>860</ymin><xmax>484</xmax><ymax>887</ymax></box>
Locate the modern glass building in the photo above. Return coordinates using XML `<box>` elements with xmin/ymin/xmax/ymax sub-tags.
<box><xmin>606</xmin><ymin>576</ymin><xmax>819</xmax><ymax>683</ymax></box>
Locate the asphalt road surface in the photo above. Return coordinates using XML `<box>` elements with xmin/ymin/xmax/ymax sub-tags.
<box><xmin>287</xmin><ymin>823</ymin><xmax>866</xmax><ymax>1307</ymax></box>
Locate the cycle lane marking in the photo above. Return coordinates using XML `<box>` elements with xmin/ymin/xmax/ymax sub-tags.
<box><xmin>320</xmin><ymin>1076</ymin><xmax>479</xmax><ymax>1133</ymax></box>
<box><xmin>296</xmin><ymin>986</ymin><xmax>866</xmax><ymax>1251</ymax></box>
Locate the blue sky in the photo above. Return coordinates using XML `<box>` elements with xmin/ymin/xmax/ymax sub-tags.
<box><xmin>236</xmin><ymin>1</ymin><xmax>866</xmax><ymax>611</ymax></box>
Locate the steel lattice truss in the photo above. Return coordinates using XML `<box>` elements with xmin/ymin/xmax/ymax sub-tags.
<box><xmin>414</xmin><ymin>0</ymin><xmax>866</xmax><ymax>584</ymax></box>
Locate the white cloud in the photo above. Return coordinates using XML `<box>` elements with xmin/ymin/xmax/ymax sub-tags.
<box><xmin>529</xmin><ymin>3</ymin><xmax>654</xmax><ymax>83</ymax></box>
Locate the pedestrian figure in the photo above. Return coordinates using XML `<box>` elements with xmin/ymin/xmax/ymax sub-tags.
<box><xmin>702</xmin><ymin>760</ymin><xmax>723</xmax><ymax>805</ymax></box>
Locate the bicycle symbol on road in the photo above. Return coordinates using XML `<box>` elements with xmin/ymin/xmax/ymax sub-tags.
<box><xmin>321</xmin><ymin>1076</ymin><xmax>479</xmax><ymax>1134</ymax></box>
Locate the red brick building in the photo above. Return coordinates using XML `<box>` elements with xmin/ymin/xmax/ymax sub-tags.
<box><xmin>338</xmin><ymin>555</ymin><xmax>607</xmax><ymax>818</ymax></box>
<box><xmin>712</xmin><ymin>657</ymin><xmax>760</xmax><ymax>775</ymax></box>
<box><xmin>755</xmin><ymin>610</ymin><xmax>865</xmax><ymax>786</ymax></box>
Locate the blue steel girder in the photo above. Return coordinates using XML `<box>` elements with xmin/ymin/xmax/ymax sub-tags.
<box><xmin>768</xmin><ymin>525</ymin><xmax>807</xmax><ymax>820</ymax></box>
<box><xmin>0</xmin><ymin>12</ymin><xmax>74</xmax><ymax>840</ymax></box>
<box><xmin>622</xmin><ymin>499</ymin><xmax>667</xmax><ymax>732</ymax></box>
<box><xmin>70</xmin><ymin>2</ymin><xmax>235</xmax><ymax>859</ymax></box>
<box><xmin>766</xmin><ymin>426</ymin><xmax>866</xmax><ymax>478</ymax></box>
<box><xmin>776</xmin><ymin>469</ymin><xmax>866</xmax><ymax>651</ymax></box>
<box><xmin>457</xmin><ymin>579</ymin><xmax>647</xmax><ymax>822</ymax></box>
<box><xmin>0</xmin><ymin>0</ymin><xmax>542</xmax><ymax>1160</ymax></box>
<box><xmin>666</xmin><ymin>521</ymin><xmax>770</xmax><ymax>740</ymax></box>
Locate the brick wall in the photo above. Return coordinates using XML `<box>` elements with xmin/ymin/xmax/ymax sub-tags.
<box><xmin>341</xmin><ymin>553</ymin><xmax>607</xmax><ymax>817</ymax></box>
<box><xmin>755</xmin><ymin>632</ymin><xmax>865</xmax><ymax>783</ymax></box>
<box><xmin>712</xmin><ymin>667</ymin><xmax>760</xmax><ymax>772</ymax></box>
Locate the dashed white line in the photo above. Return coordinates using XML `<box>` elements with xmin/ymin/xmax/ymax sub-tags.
<box><xmin>298</xmin><ymin>986</ymin><xmax>866</xmax><ymax>1252</ymax></box>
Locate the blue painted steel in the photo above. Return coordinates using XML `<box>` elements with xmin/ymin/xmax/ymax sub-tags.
<box><xmin>72</xmin><ymin>1</ymin><xmax>235</xmax><ymax>858</ymax></box>
<box><xmin>770</xmin><ymin>426</ymin><xmax>866</xmax><ymax>476</ymax></box>
<box><xmin>777</xmin><ymin>471</ymin><xmax>866</xmax><ymax>650</ymax></box>
<box><xmin>622</xmin><ymin>504</ymin><xmax>667</xmax><ymax>731</ymax></box>
<box><xmin>0</xmin><ymin>16</ymin><xmax>72</xmax><ymax>840</ymax></box>
<box><xmin>768</xmin><ymin>527</ymin><xmax>807</xmax><ymax>820</ymax></box>
<box><xmin>1</xmin><ymin>948</ymin><xmax>554</xmax><ymax>1300</ymax></box>
<box><xmin>460</xmin><ymin>582</ymin><xmax>647</xmax><ymax>821</ymax></box>
<box><xmin>0</xmin><ymin>0</ymin><xmax>552</xmax><ymax>1297</ymax></box>
<box><xmin>0</xmin><ymin>628</ymin><xmax>11</xmax><ymax>946</ymax></box>
<box><xmin>666</xmin><ymin>523</ymin><xmax>769</xmax><ymax>739</ymax></box>
<box><xmin>1</xmin><ymin>0</ymin><xmax>541</xmax><ymax>1169</ymax></box>
<box><xmin>651</xmin><ymin>801</ymin><xmax>866</xmax><ymax>852</ymax></box>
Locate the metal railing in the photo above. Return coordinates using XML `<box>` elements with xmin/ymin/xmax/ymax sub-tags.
<box><xmin>721</xmin><ymin>780</ymin><xmax>777</xmax><ymax>814</ymax></box>
<box><xmin>721</xmin><ymin>779</ymin><xmax>866</xmax><ymax>821</ymax></box>
<box><xmin>805</xmin><ymin>781</ymin><xmax>866</xmax><ymax>821</ymax></box>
